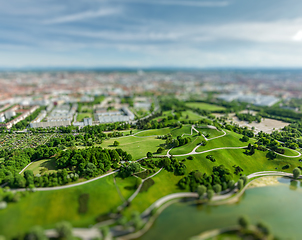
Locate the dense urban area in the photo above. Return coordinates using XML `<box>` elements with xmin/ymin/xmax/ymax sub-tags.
<box><xmin>1</xmin><ymin>70</ymin><xmax>302</xmax><ymax>240</ymax></box>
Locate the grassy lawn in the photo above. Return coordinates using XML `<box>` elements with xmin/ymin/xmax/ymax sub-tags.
<box><xmin>100</xmin><ymin>136</ymin><xmax>165</xmax><ymax>159</ymax></box>
<box><xmin>196</xmin><ymin>130</ymin><xmax>254</xmax><ymax>152</ymax></box>
<box><xmin>134</xmin><ymin>125</ymin><xmax>192</xmax><ymax>137</ymax></box>
<box><xmin>123</xmin><ymin>170</ymin><xmax>185</xmax><ymax>216</ymax></box>
<box><xmin>135</xmin><ymin>128</ymin><xmax>173</xmax><ymax>137</ymax></box>
<box><xmin>195</xmin><ymin>127</ymin><xmax>225</xmax><ymax>139</ymax></box>
<box><xmin>0</xmin><ymin>175</ymin><xmax>136</xmax><ymax>239</ymax></box>
<box><xmin>115</xmin><ymin>175</ymin><xmax>137</xmax><ymax>200</ymax></box>
<box><xmin>177</xmin><ymin>148</ymin><xmax>301</xmax><ymax>183</ymax></box>
<box><xmin>186</xmin><ymin>102</ymin><xmax>226</xmax><ymax>111</ymax></box>
<box><xmin>26</xmin><ymin>158</ymin><xmax>57</xmax><ymax>175</ymax></box>
<box><xmin>179</xmin><ymin>110</ymin><xmax>202</xmax><ymax>121</ymax></box>
<box><xmin>278</xmin><ymin>147</ymin><xmax>301</xmax><ymax>157</ymax></box>
<box><xmin>170</xmin><ymin>135</ymin><xmax>205</xmax><ymax>155</ymax></box>
<box><xmin>77</xmin><ymin>113</ymin><xmax>93</xmax><ymax>122</ymax></box>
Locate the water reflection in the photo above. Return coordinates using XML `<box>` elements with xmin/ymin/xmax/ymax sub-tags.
<box><xmin>140</xmin><ymin>177</ymin><xmax>302</xmax><ymax>240</ymax></box>
<box><xmin>290</xmin><ymin>180</ymin><xmax>298</xmax><ymax>190</ymax></box>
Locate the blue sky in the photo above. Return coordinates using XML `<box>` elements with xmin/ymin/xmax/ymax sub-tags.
<box><xmin>1</xmin><ymin>0</ymin><xmax>302</xmax><ymax>68</ymax></box>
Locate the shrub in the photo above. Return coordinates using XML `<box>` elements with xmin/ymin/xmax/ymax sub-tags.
<box><xmin>197</xmin><ymin>185</ymin><xmax>207</xmax><ymax>198</ymax></box>
<box><xmin>237</xmin><ymin>179</ymin><xmax>244</xmax><ymax>190</ymax></box>
<box><xmin>293</xmin><ymin>168</ymin><xmax>301</xmax><ymax>179</ymax></box>
<box><xmin>213</xmin><ymin>184</ymin><xmax>222</xmax><ymax>193</ymax></box>
<box><xmin>238</xmin><ymin>216</ymin><xmax>249</xmax><ymax>229</ymax></box>
<box><xmin>207</xmin><ymin>189</ymin><xmax>214</xmax><ymax>200</ymax></box>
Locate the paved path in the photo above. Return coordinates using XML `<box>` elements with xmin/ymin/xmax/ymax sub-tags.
<box><xmin>128</xmin><ymin>168</ymin><xmax>163</xmax><ymax>202</ymax></box>
<box><xmin>19</xmin><ymin>161</ymin><xmax>36</xmax><ymax>174</ymax></box>
<box><xmin>12</xmin><ymin>170</ymin><xmax>119</xmax><ymax>192</ymax></box>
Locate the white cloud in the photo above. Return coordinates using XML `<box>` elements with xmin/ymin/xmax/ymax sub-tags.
<box><xmin>292</xmin><ymin>30</ymin><xmax>302</xmax><ymax>41</ymax></box>
<box><xmin>43</xmin><ymin>8</ymin><xmax>121</xmax><ymax>24</ymax></box>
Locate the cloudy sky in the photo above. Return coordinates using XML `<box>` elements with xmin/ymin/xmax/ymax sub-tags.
<box><xmin>1</xmin><ymin>0</ymin><xmax>302</xmax><ymax>68</ymax></box>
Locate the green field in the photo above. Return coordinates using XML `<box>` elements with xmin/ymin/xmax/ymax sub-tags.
<box><xmin>134</xmin><ymin>128</ymin><xmax>173</xmax><ymax>137</ymax></box>
<box><xmin>195</xmin><ymin>127</ymin><xmax>225</xmax><ymax>139</ymax></box>
<box><xmin>134</xmin><ymin>125</ymin><xmax>192</xmax><ymax>138</ymax></box>
<box><xmin>278</xmin><ymin>147</ymin><xmax>301</xmax><ymax>157</ymax></box>
<box><xmin>170</xmin><ymin>135</ymin><xmax>205</xmax><ymax>155</ymax></box>
<box><xmin>179</xmin><ymin>148</ymin><xmax>298</xmax><ymax>182</ymax></box>
<box><xmin>26</xmin><ymin>158</ymin><xmax>57</xmax><ymax>175</ymax></box>
<box><xmin>179</xmin><ymin>110</ymin><xmax>202</xmax><ymax>121</ymax></box>
<box><xmin>186</xmin><ymin>102</ymin><xmax>226</xmax><ymax>111</ymax></box>
<box><xmin>0</xmin><ymin>174</ymin><xmax>136</xmax><ymax>239</ymax></box>
<box><xmin>77</xmin><ymin>113</ymin><xmax>93</xmax><ymax>122</ymax></box>
<box><xmin>123</xmin><ymin>170</ymin><xmax>186</xmax><ymax>216</ymax></box>
<box><xmin>196</xmin><ymin>130</ymin><xmax>254</xmax><ymax>152</ymax></box>
<box><xmin>99</xmin><ymin>136</ymin><xmax>166</xmax><ymax>159</ymax></box>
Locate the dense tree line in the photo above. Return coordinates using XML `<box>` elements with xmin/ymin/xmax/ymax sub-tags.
<box><xmin>236</xmin><ymin>112</ymin><xmax>261</xmax><ymax>123</ymax></box>
<box><xmin>178</xmin><ymin>165</ymin><xmax>232</xmax><ymax>192</ymax></box>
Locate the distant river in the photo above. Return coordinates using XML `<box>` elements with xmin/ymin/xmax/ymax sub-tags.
<box><xmin>138</xmin><ymin>178</ymin><xmax>302</xmax><ymax>240</ymax></box>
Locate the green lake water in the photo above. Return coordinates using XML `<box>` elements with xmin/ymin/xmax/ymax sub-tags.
<box><xmin>139</xmin><ymin>178</ymin><xmax>302</xmax><ymax>240</ymax></box>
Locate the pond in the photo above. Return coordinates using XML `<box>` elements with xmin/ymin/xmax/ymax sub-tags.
<box><xmin>139</xmin><ymin>178</ymin><xmax>302</xmax><ymax>240</ymax></box>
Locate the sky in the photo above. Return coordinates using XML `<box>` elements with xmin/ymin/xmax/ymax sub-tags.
<box><xmin>1</xmin><ymin>0</ymin><xmax>302</xmax><ymax>68</ymax></box>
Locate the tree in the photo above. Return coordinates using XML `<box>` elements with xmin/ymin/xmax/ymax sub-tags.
<box><xmin>257</xmin><ymin>222</ymin><xmax>271</xmax><ymax>236</ymax></box>
<box><xmin>207</xmin><ymin>189</ymin><xmax>214</xmax><ymax>200</ymax></box>
<box><xmin>237</xmin><ymin>179</ymin><xmax>244</xmax><ymax>190</ymax></box>
<box><xmin>157</xmin><ymin>147</ymin><xmax>165</xmax><ymax>154</ymax></box>
<box><xmin>238</xmin><ymin>216</ymin><xmax>249</xmax><ymax>229</ymax></box>
<box><xmin>25</xmin><ymin>226</ymin><xmax>47</xmax><ymax>240</ymax></box>
<box><xmin>131</xmin><ymin>211</ymin><xmax>143</xmax><ymax>230</ymax></box>
<box><xmin>240</xmin><ymin>176</ymin><xmax>248</xmax><ymax>185</ymax></box>
<box><xmin>197</xmin><ymin>185</ymin><xmax>207</xmax><ymax>198</ymax></box>
<box><xmin>213</xmin><ymin>184</ymin><xmax>222</xmax><ymax>193</ymax></box>
<box><xmin>55</xmin><ymin>221</ymin><xmax>73</xmax><ymax>240</ymax></box>
<box><xmin>147</xmin><ymin>152</ymin><xmax>153</xmax><ymax>158</ymax></box>
<box><xmin>113</xmin><ymin>141</ymin><xmax>120</xmax><ymax>146</ymax></box>
<box><xmin>293</xmin><ymin>167</ymin><xmax>301</xmax><ymax>179</ymax></box>
<box><xmin>128</xmin><ymin>162</ymin><xmax>140</xmax><ymax>174</ymax></box>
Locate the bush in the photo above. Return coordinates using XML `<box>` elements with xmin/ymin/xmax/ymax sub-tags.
<box><xmin>240</xmin><ymin>135</ymin><xmax>249</xmax><ymax>142</ymax></box>
<box><xmin>282</xmin><ymin>164</ymin><xmax>290</xmax><ymax>170</ymax></box>
<box><xmin>228</xmin><ymin>180</ymin><xmax>235</xmax><ymax>189</ymax></box>
<box><xmin>207</xmin><ymin>189</ymin><xmax>214</xmax><ymax>200</ymax></box>
<box><xmin>238</xmin><ymin>216</ymin><xmax>249</xmax><ymax>229</ymax></box>
<box><xmin>197</xmin><ymin>185</ymin><xmax>207</xmax><ymax>198</ymax></box>
<box><xmin>157</xmin><ymin>147</ymin><xmax>165</xmax><ymax>154</ymax></box>
<box><xmin>213</xmin><ymin>184</ymin><xmax>222</xmax><ymax>193</ymax></box>
<box><xmin>240</xmin><ymin>176</ymin><xmax>248</xmax><ymax>185</ymax></box>
<box><xmin>55</xmin><ymin>221</ymin><xmax>73</xmax><ymax>239</ymax></box>
<box><xmin>293</xmin><ymin>168</ymin><xmax>301</xmax><ymax>179</ymax></box>
<box><xmin>237</xmin><ymin>179</ymin><xmax>244</xmax><ymax>190</ymax></box>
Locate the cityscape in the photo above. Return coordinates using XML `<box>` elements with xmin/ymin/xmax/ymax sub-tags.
<box><xmin>2</xmin><ymin>0</ymin><xmax>302</xmax><ymax>239</ymax></box>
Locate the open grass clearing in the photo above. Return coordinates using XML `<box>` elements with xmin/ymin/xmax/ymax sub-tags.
<box><xmin>177</xmin><ymin>148</ymin><xmax>300</xmax><ymax>183</ymax></box>
<box><xmin>185</xmin><ymin>102</ymin><xmax>226</xmax><ymax>111</ymax></box>
<box><xmin>26</xmin><ymin>158</ymin><xmax>57</xmax><ymax>175</ymax></box>
<box><xmin>278</xmin><ymin>147</ymin><xmax>301</xmax><ymax>157</ymax></box>
<box><xmin>170</xmin><ymin>135</ymin><xmax>205</xmax><ymax>155</ymax></box>
<box><xmin>77</xmin><ymin>113</ymin><xmax>93</xmax><ymax>122</ymax></box>
<box><xmin>134</xmin><ymin>125</ymin><xmax>192</xmax><ymax>137</ymax></box>
<box><xmin>123</xmin><ymin>170</ymin><xmax>185</xmax><ymax>216</ymax></box>
<box><xmin>179</xmin><ymin>110</ymin><xmax>202</xmax><ymax>121</ymax></box>
<box><xmin>99</xmin><ymin>136</ymin><xmax>165</xmax><ymax>159</ymax></box>
<box><xmin>195</xmin><ymin>127</ymin><xmax>225</xmax><ymax>139</ymax></box>
<box><xmin>0</xmin><ymin>175</ymin><xmax>136</xmax><ymax>239</ymax></box>
<box><xmin>196</xmin><ymin>130</ymin><xmax>254</xmax><ymax>152</ymax></box>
